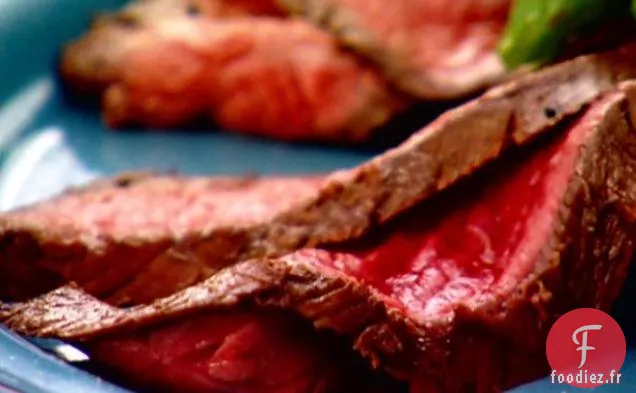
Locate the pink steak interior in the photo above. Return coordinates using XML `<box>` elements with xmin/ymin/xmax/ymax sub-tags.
<box><xmin>78</xmin><ymin>97</ymin><xmax>615</xmax><ymax>393</ymax></box>
<box><xmin>320</xmin><ymin>97</ymin><xmax>611</xmax><ymax>322</ymax></box>
<box><xmin>89</xmin><ymin>308</ymin><xmax>390</xmax><ymax>393</ymax></box>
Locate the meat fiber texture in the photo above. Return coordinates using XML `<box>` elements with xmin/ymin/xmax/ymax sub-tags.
<box><xmin>5</xmin><ymin>44</ymin><xmax>636</xmax><ymax>306</ymax></box>
<box><xmin>278</xmin><ymin>0</ymin><xmax>512</xmax><ymax>99</ymax></box>
<box><xmin>0</xmin><ymin>174</ymin><xmax>327</xmax><ymax>303</ymax></box>
<box><xmin>4</xmin><ymin>79</ymin><xmax>636</xmax><ymax>392</ymax></box>
<box><xmin>60</xmin><ymin>0</ymin><xmax>407</xmax><ymax>142</ymax></box>
<box><xmin>86</xmin><ymin>304</ymin><xmax>403</xmax><ymax>393</ymax></box>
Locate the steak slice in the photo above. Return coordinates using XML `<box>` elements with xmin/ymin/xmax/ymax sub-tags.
<box><xmin>5</xmin><ymin>83</ymin><xmax>636</xmax><ymax>392</ymax></box>
<box><xmin>0</xmin><ymin>174</ymin><xmax>327</xmax><ymax>303</ymax></box>
<box><xmin>277</xmin><ymin>0</ymin><xmax>511</xmax><ymax>99</ymax></box>
<box><xmin>62</xmin><ymin>0</ymin><xmax>284</xmax><ymax>95</ymax></box>
<box><xmin>61</xmin><ymin>2</ymin><xmax>406</xmax><ymax>142</ymax></box>
<box><xmin>5</xmin><ymin>44</ymin><xmax>636</xmax><ymax>305</ymax></box>
<box><xmin>87</xmin><ymin>306</ymin><xmax>403</xmax><ymax>393</ymax></box>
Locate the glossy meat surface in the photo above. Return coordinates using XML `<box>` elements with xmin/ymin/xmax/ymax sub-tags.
<box><xmin>5</xmin><ymin>86</ymin><xmax>636</xmax><ymax>392</ymax></box>
<box><xmin>6</xmin><ymin>45</ymin><xmax>636</xmax><ymax>305</ymax></box>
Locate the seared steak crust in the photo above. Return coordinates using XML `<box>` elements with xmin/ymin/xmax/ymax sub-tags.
<box><xmin>4</xmin><ymin>83</ymin><xmax>636</xmax><ymax>392</ymax></box>
<box><xmin>0</xmin><ymin>174</ymin><xmax>327</xmax><ymax>303</ymax></box>
<box><xmin>4</xmin><ymin>45</ymin><xmax>636</xmax><ymax>305</ymax></box>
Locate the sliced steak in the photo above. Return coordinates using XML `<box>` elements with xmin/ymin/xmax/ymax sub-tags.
<box><xmin>278</xmin><ymin>0</ymin><xmax>511</xmax><ymax>99</ymax></box>
<box><xmin>0</xmin><ymin>174</ymin><xmax>327</xmax><ymax>303</ymax></box>
<box><xmin>5</xmin><ymin>44</ymin><xmax>636</xmax><ymax>305</ymax></box>
<box><xmin>88</xmin><ymin>307</ymin><xmax>402</xmax><ymax>393</ymax></box>
<box><xmin>5</xmin><ymin>83</ymin><xmax>636</xmax><ymax>392</ymax></box>
<box><xmin>62</xmin><ymin>0</ymin><xmax>284</xmax><ymax>95</ymax></box>
<box><xmin>61</xmin><ymin>2</ymin><xmax>406</xmax><ymax>142</ymax></box>
<box><xmin>100</xmin><ymin>18</ymin><xmax>407</xmax><ymax>141</ymax></box>
<box><xmin>92</xmin><ymin>309</ymin><xmax>347</xmax><ymax>393</ymax></box>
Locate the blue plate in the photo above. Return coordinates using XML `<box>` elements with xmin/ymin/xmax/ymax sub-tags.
<box><xmin>0</xmin><ymin>1</ymin><xmax>633</xmax><ymax>392</ymax></box>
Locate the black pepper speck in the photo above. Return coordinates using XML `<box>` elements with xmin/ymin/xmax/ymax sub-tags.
<box><xmin>544</xmin><ymin>107</ymin><xmax>557</xmax><ymax>119</ymax></box>
<box><xmin>186</xmin><ymin>4</ymin><xmax>201</xmax><ymax>16</ymax></box>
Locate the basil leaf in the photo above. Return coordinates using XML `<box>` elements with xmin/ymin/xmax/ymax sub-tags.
<box><xmin>498</xmin><ymin>0</ymin><xmax>630</xmax><ymax>69</ymax></box>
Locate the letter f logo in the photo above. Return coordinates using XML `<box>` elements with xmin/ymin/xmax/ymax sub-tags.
<box><xmin>573</xmin><ymin>324</ymin><xmax>602</xmax><ymax>368</ymax></box>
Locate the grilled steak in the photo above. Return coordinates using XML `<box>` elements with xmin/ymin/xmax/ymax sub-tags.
<box><xmin>278</xmin><ymin>0</ymin><xmax>512</xmax><ymax>99</ymax></box>
<box><xmin>5</xmin><ymin>44</ymin><xmax>636</xmax><ymax>305</ymax></box>
<box><xmin>61</xmin><ymin>0</ymin><xmax>283</xmax><ymax>95</ymax></box>
<box><xmin>89</xmin><ymin>307</ymin><xmax>402</xmax><ymax>393</ymax></box>
<box><xmin>0</xmin><ymin>174</ymin><xmax>327</xmax><ymax>303</ymax></box>
<box><xmin>5</xmin><ymin>84</ymin><xmax>636</xmax><ymax>392</ymax></box>
<box><xmin>60</xmin><ymin>0</ymin><xmax>406</xmax><ymax>142</ymax></box>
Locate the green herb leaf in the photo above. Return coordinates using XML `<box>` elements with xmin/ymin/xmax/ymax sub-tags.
<box><xmin>498</xmin><ymin>0</ymin><xmax>630</xmax><ymax>69</ymax></box>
